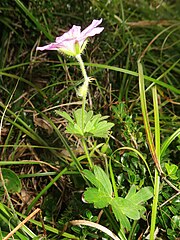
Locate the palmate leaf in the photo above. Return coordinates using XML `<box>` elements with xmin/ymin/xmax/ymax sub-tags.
<box><xmin>90</xmin><ymin>121</ymin><xmax>114</xmax><ymax>138</ymax></box>
<box><xmin>83</xmin><ymin>166</ymin><xmax>112</xmax><ymax>196</ymax></box>
<box><xmin>112</xmin><ymin>197</ymin><xmax>140</xmax><ymax>220</ymax></box>
<box><xmin>55</xmin><ymin>110</ymin><xmax>74</xmax><ymax>124</ymax></box>
<box><xmin>84</xmin><ymin>120</ymin><xmax>95</xmax><ymax>133</ymax></box>
<box><xmin>57</xmin><ymin>108</ymin><xmax>114</xmax><ymax>138</ymax></box>
<box><xmin>111</xmin><ymin>198</ymin><xmax>131</xmax><ymax>231</ymax></box>
<box><xmin>111</xmin><ymin>191</ymin><xmax>152</xmax><ymax>230</ymax></box>
<box><xmin>85</xmin><ymin>111</ymin><xmax>114</xmax><ymax>138</ymax></box>
<box><xmin>111</xmin><ymin>186</ymin><xmax>153</xmax><ymax>230</ymax></box>
<box><xmin>83</xmin><ymin>167</ymin><xmax>153</xmax><ymax>231</ymax></box>
<box><xmin>74</xmin><ymin>108</ymin><xmax>83</xmax><ymax>129</ymax></box>
<box><xmin>83</xmin><ymin>113</ymin><xmax>100</xmax><ymax>133</ymax></box>
<box><xmin>83</xmin><ymin>166</ymin><xmax>113</xmax><ymax>208</ymax></box>
<box><xmin>126</xmin><ymin>185</ymin><xmax>153</xmax><ymax>205</ymax></box>
<box><xmin>94</xmin><ymin>166</ymin><xmax>112</xmax><ymax>195</ymax></box>
<box><xmin>84</xmin><ymin>110</ymin><xmax>94</xmax><ymax>124</ymax></box>
<box><xmin>83</xmin><ymin>169</ymin><xmax>101</xmax><ymax>188</ymax></box>
<box><xmin>125</xmin><ymin>184</ymin><xmax>136</xmax><ymax>199</ymax></box>
<box><xmin>84</xmin><ymin>187</ymin><xmax>112</xmax><ymax>208</ymax></box>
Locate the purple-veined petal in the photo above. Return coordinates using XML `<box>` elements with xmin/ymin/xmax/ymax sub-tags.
<box><xmin>37</xmin><ymin>38</ymin><xmax>77</xmax><ymax>52</ymax></box>
<box><xmin>80</xmin><ymin>19</ymin><xmax>104</xmax><ymax>38</ymax></box>
<box><xmin>56</xmin><ymin>25</ymin><xmax>81</xmax><ymax>43</ymax></box>
<box><xmin>81</xmin><ymin>27</ymin><xmax>104</xmax><ymax>39</ymax></box>
<box><xmin>36</xmin><ymin>42</ymin><xmax>63</xmax><ymax>51</ymax></box>
<box><xmin>59</xmin><ymin>39</ymin><xmax>77</xmax><ymax>53</ymax></box>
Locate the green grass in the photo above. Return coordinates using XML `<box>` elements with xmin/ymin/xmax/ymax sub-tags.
<box><xmin>0</xmin><ymin>0</ymin><xmax>179</xmax><ymax>239</ymax></box>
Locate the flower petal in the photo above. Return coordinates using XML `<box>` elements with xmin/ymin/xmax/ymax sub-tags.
<box><xmin>36</xmin><ymin>42</ymin><xmax>63</xmax><ymax>51</ymax></box>
<box><xmin>56</xmin><ymin>25</ymin><xmax>81</xmax><ymax>43</ymax></box>
<box><xmin>80</xmin><ymin>19</ymin><xmax>104</xmax><ymax>38</ymax></box>
<box><xmin>59</xmin><ymin>39</ymin><xmax>77</xmax><ymax>54</ymax></box>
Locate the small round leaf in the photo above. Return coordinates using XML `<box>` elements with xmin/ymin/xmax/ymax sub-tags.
<box><xmin>2</xmin><ymin>168</ymin><xmax>22</xmax><ymax>193</ymax></box>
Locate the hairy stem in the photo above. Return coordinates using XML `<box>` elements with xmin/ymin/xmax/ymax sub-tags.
<box><xmin>75</xmin><ymin>54</ymin><xmax>93</xmax><ymax>169</ymax></box>
<box><xmin>76</xmin><ymin>54</ymin><xmax>90</xmax><ymax>130</ymax></box>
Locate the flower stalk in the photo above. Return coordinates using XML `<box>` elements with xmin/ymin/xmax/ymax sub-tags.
<box><xmin>75</xmin><ymin>54</ymin><xmax>90</xmax><ymax>99</ymax></box>
<box><xmin>36</xmin><ymin>19</ymin><xmax>104</xmax><ymax>171</ymax></box>
<box><xmin>75</xmin><ymin>54</ymin><xmax>94</xmax><ymax>169</ymax></box>
<box><xmin>75</xmin><ymin>54</ymin><xmax>90</xmax><ymax>128</ymax></box>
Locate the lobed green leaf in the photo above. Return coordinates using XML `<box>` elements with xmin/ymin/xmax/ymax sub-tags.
<box><xmin>83</xmin><ymin>169</ymin><xmax>101</xmax><ymax>188</ymax></box>
<box><xmin>94</xmin><ymin>166</ymin><xmax>112</xmax><ymax>196</ymax></box>
<box><xmin>126</xmin><ymin>186</ymin><xmax>153</xmax><ymax>205</ymax></box>
<box><xmin>111</xmin><ymin>198</ymin><xmax>131</xmax><ymax>231</ymax></box>
<box><xmin>84</xmin><ymin>187</ymin><xmax>111</xmax><ymax>208</ymax></box>
<box><xmin>55</xmin><ymin>110</ymin><xmax>74</xmax><ymax>124</ymax></box>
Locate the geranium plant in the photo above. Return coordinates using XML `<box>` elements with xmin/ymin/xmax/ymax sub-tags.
<box><xmin>37</xmin><ymin>19</ymin><xmax>113</xmax><ymax>169</ymax></box>
<box><xmin>36</xmin><ymin>19</ymin><xmax>156</xmax><ymax>239</ymax></box>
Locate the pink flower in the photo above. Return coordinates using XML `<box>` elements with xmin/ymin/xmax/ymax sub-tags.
<box><xmin>37</xmin><ymin>19</ymin><xmax>104</xmax><ymax>56</ymax></box>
